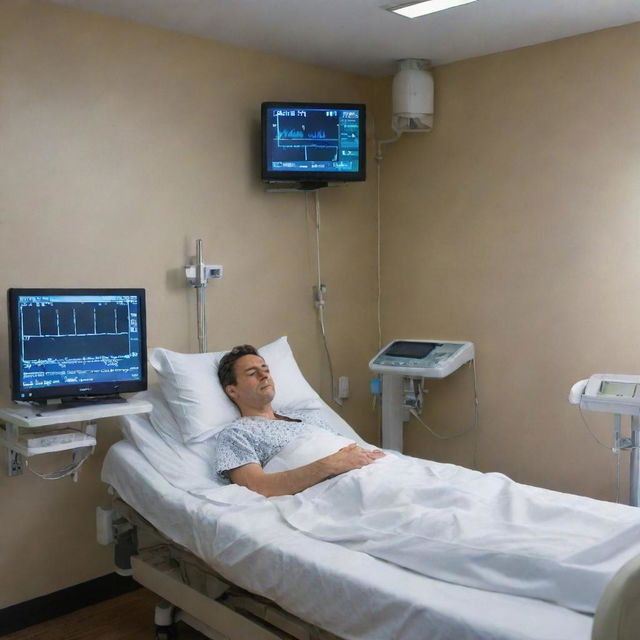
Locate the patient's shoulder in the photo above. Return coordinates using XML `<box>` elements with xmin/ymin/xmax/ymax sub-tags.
<box><xmin>217</xmin><ymin>417</ymin><xmax>261</xmax><ymax>436</ymax></box>
<box><xmin>219</xmin><ymin>415</ymin><xmax>260</xmax><ymax>431</ymax></box>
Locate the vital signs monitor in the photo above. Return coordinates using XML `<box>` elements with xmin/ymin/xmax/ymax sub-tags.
<box><xmin>370</xmin><ymin>340</ymin><xmax>474</xmax><ymax>378</ymax></box>
<box><xmin>369</xmin><ymin>340</ymin><xmax>476</xmax><ymax>451</ymax></box>
<box><xmin>569</xmin><ymin>373</ymin><xmax>640</xmax><ymax>506</ymax></box>
<box><xmin>8</xmin><ymin>288</ymin><xmax>147</xmax><ymax>404</ymax></box>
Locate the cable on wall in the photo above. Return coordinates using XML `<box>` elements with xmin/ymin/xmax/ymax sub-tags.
<box><xmin>306</xmin><ymin>191</ymin><xmax>342</xmax><ymax>407</ymax></box>
<box><xmin>373</xmin><ymin>134</ymin><xmax>402</xmax><ymax>443</ymax></box>
<box><xmin>374</xmin><ymin>135</ymin><xmax>401</xmax><ymax>351</ymax></box>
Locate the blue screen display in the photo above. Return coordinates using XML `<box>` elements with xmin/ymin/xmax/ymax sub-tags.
<box><xmin>14</xmin><ymin>293</ymin><xmax>143</xmax><ymax>398</ymax></box>
<box><xmin>263</xmin><ymin>105</ymin><xmax>363</xmax><ymax>177</ymax></box>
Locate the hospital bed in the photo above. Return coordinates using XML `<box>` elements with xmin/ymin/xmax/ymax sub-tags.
<box><xmin>100</xmin><ymin>339</ymin><xmax>640</xmax><ymax>640</ymax></box>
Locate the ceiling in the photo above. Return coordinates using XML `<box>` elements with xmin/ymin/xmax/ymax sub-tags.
<box><xmin>47</xmin><ymin>0</ymin><xmax>640</xmax><ymax>77</ymax></box>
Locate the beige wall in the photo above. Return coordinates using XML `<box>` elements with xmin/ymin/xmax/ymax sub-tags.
<box><xmin>376</xmin><ymin>23</ymin><xmax>640</xmax><ymax>500</ymax></box>
<box><xmin>3</xmin><ymin>0</ymin><xmax>640</xmax><ymax>611</ymax></box>
<box><xmin>0</xmin><ymin>0</ymin><xmax>378</xmax><ymax>607</ymax></box>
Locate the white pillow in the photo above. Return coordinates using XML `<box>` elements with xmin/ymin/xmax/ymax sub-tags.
<box><xmin>136</xmin><ymin>388</ymin><xmax>182</xmax><ymax>443</ymax></box>
<box><xmin>149</xmin><ymin>336</ymin><xmax>323</xmax><ymax>443</ymax></box>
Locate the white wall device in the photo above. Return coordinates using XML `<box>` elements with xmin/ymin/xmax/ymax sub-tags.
<box><xmin>185</xmin><ymin>264</ymin><xmax>223</xmax><ymax>284</ymax></box>
<box><xmin>391</xmin><ymin>59</ymin><xmax>434</xmax><ymax>133</ymax></box>
<box><xmin>569</xmin><ymin>373</ymin><xmax>640</xmax><ymax>506</ymax></box>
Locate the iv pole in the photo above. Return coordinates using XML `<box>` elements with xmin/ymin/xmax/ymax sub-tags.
<box><xmin>186</xmin><ymin>239</ymin><xmax>223</xmax><ymax>354</ymax></box>
<box><xmin>195</xmin><ymin>239</ymin><xmax>207</xmax><ymax>353</ymax></box>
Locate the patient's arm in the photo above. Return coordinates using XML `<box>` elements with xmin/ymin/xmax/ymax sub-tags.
<box><xmin>228</xmin><ymin>443</ymin><xmax>384</xmax><ymax>498</ymax></box>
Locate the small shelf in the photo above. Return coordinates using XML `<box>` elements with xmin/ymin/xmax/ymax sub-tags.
<box><xmin>0</xmin><ymin>432</ymin><xmax>97</xmax><ymax>457</ymax></box>
<box><xmin>0</xmin><ymin>397</ymin><xmax>153</xmax><ymax>477</ymax></box>
<box><xmin>0</xmin><ymin>398</ymin><xmax>153</xmax><ymax>428</ymax></box>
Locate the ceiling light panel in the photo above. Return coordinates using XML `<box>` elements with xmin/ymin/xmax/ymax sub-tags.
<box><xmin>388</xmin><ymin>0</ymin><xmax>477</xmax><ymax>19</ymax></box>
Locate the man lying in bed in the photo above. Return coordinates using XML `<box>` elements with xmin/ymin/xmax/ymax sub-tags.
<box><xmin>214</xmin><ymin>347</ymin><xmax>640</xmax><ymax>614</ymax></box>
<box><xmin>215</xmin><ymin>344</ymin><xmax>384</xmax><ymax>497</ymax></box>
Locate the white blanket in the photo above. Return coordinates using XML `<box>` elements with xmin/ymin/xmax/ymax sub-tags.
<box><xmin>263</xmin><ymin>435</ymin><xmax>640</xmax><ymax>613</ymax></box>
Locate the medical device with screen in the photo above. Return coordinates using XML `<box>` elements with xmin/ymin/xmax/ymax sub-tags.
<box><xmin>7</xmin><ymin>288</ymin><xmax>147</xmax><ymax>404</ymax></box>
<box><xmin>370</xmin><ymin>340</ymin><xmax>475</xmax><ymax>379</ymax></box>
<box><xmin>261</xmin><ymin>102</ymin><xmax>366</xmax><ymax>187</ymax></box>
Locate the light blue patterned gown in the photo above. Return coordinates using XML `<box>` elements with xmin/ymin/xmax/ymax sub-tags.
<box><xmin>214</xmin><ymin>410</ymin><xmax>335</xmax><ymax>482</ymax></box>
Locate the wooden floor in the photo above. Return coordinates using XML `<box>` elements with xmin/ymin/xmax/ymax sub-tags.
<box><xmin>2</xmin><ymin>589</ymin><xmax>207</xmax><ymax>640</ymax></box>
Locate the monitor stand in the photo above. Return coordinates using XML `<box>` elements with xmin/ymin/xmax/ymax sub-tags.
<box><xmin>297</xmin><ymin>181</ymin><xmax>329</xmax><ymax>191</ymax></box>
<box><xmin>57</xmin><ymin>395</ymin><xmax>127</xmax><ymax>409</ymax></box>
<box><xmin>265</xmin><ymin>181</ymin><xmax>329</xmax><ymax>193</ymax></box>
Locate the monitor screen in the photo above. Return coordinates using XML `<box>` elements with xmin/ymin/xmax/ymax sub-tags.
<box><xmin>7</xmin><ymin>288</ymin><xmax>147</xmax><ymax>402</ymax></box>
<box><xmin>261</xmin><ymin>102</ymin><xmax>366</xmax><ymax>185</ymax></box>
<box><xmin>385</xmin><ymin>341</ymin><xmax>438</xmax><ymax>359</ymax></box>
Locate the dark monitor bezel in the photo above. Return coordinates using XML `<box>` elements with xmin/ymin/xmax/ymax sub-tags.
<box><xmin>261</xmin><ymin>101</ymin><xmax>367</xmax><ymax>184</ymax></box>
<box><xmin>7</xmin><ymin>288</ymin><xmax>148</xmax><ymax>402</ymax></box>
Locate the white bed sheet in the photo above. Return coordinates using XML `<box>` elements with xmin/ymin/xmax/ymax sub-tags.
<box><xmin>102</xmin><ymin>406</ymin><xmax>594</xmax><ymax>640</ymax></box>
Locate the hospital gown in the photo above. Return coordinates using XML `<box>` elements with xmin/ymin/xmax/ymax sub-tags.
<box><xmin>214</xmin><ymin>411</ymin><xmax>334</xmax><ymax>481</ymax></box>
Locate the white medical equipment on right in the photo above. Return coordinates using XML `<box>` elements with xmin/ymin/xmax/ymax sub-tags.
<box><xmin>569</xmin><ymin>374</ymin><xmax>640</xmax><ymax>506</ymax></box>
<box><xmin>369</xmin><ymin>340</ymin><xmax>475</xmax><ymax>451</ymax></box>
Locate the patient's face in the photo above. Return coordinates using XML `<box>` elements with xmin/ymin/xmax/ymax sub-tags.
<box><xmin>226</xmin><ymin>354</ymin><xmax>276</xmax><ymax>410</ymax></box>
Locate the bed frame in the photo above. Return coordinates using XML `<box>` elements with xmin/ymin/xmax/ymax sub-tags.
<box><xmin>108</xmin><ymin>493</ymin><xmax>640</xmax><ymax>640</ymax></box>
<box><xmin>110</xmin><ymin>496</ymin><xmax>339</xmax><ymax>640</ymax></box>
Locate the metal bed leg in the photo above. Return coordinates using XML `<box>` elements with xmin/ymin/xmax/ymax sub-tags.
<box><xmin>154</xmin><ymin>600</ymin><xmax>176</xmax><ymax>640</ymax></box>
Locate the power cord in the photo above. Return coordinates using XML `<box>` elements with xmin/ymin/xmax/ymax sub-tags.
<box><xmin>306</xmin><ymin>191</ymin><xmax>342</xmax><ymax>407</ymax></box>
<box><xmin>374</xmin><ymin>133</ymin><xmax>403</xmax><ymax>443</ymax></box>
<box><xmin>577</xmin><ymin>408</ymin><xmax>629</xmax><ymax>503</ymax></box>
<box><xmin>25</xmin><ymin>446</ymin><xmax>92</xmax><ymax>481</ymax></box>
<box><xmin>374</xmin><ymin>133</ymin><xmax>402</xmax><ymax>353</ymax></box>
<box><xmin>578</xmin><ymin>406</ymin><xmax>614</xmax><ymax>449</ymax></box>
<box><xmin>408</xmin><ymin>359</ymin><xmax>480</xmax><ymax>468</ymax></box>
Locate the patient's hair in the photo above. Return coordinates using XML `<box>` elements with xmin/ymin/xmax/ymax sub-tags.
<box><xmin>218</xmin><ymin>344</ymin><xmax>260</xmax><ymax>395</ymax></box>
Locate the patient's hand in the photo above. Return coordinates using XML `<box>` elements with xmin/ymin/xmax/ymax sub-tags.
<box><xmin>324</xmin><ymin>443</ymin><xmax>385</xmax><ymax>476</ymax></box>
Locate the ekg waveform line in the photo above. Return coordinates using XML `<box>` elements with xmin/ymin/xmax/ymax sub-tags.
<box><xmin>277</xmin><ymin>129</ymin><xmax>335</xmax><ymax>141</ymax></box>
<box><xmin>22</xmin><ymin>305</ymin><xmax>129</xmax><ymax>339</ymax></box>
<box><xmin>270</xmin><ymin>112</ymin><xmax>351</xmax><ymax>166</ymax></box>
<box><xmin>19</xmin><ymin>301</ymin><xmax>135</xmax><ymax>363</ymax></box>
<box><xmin>275</xmin><ymin>143</ymin><xmax>339</xmax><ymax>151</ymax></box>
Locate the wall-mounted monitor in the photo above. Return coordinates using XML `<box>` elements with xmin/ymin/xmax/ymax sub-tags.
<box><xmin>7</xmin><ymin>288</ymin><xmax>147</xmax><ymax>405</ymax></box>
<box><xmin>261</xmin><ymin>102</ymin><xmax>366</xmax><ymax>189</ymax></box>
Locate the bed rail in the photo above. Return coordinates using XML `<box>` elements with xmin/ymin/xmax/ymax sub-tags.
<box><xmin>592</xmin><ymin>553</ymin><xmax>640</xmax><ymax>640</ymax></box>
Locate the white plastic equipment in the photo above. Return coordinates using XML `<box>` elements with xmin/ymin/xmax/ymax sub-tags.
<box><xmin>569</xmin><ymin>374</ymin><xmax>640</xmax><ymax>506</ymax></box>
<box><xmin>391</xmin><ymin>59</ymin><xmax>434</xmax><ymax>133</ymax></box>
<box><xmin>370</xmin><ymin>340</ymin><xmax>475</xmax><ymax>451</ymax></box>
<box><xmin>370</xmin><ymin>340</ymin><xmax>474</xmax><ymax>378</ymax></box>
